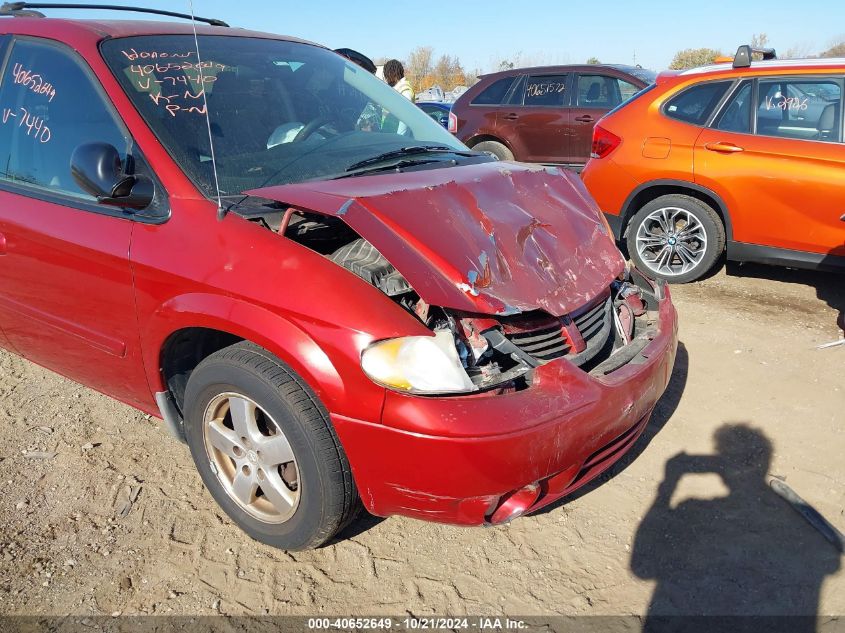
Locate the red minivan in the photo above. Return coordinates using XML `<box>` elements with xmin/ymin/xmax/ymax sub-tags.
<box><xmin>450</xmin><ymin>64</ymin><xmax>655</xmax><ymax>168</ymax></box>
<box><xmin>0</xmin><ymin>8</ymin><xmax>677</xmax><ymax>550</ymax></box>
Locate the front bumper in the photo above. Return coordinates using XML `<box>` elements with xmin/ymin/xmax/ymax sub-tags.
<box><xmin>332</xmin><ymin>285</ymin><xmax>679</xmax><ymax>525</ymax></box>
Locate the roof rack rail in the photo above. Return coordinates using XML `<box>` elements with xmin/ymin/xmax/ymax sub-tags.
<box><xmin>733</xmin><ymin>44</ymin><xmax>777</xmax><ymax>68</ymax></box>
<box><xmin>0</xmin><ymin>2</ymin><xmax>229</xmax><ymax>26</ymax></box>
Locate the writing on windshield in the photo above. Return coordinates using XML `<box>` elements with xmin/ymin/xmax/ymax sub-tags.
<box><xmin>121</xmin><ymin>48</ymin><xmax>229</xmax><ymax>118</ymax></box>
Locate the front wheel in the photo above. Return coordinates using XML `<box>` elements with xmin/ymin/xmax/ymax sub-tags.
<box><xmin>626</xmin><ymin>194</ymin><xmax>725</xmax><ymax>283</ymax></box>
<box><xmin>183</xmin><ymin>342</ymin><xmax>359</xmax><ymax>550</ymax></box>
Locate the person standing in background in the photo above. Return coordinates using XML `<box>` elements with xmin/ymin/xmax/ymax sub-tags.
<box><xmin>384</xmin><ymin>59</ymin><xmax>414</xmax><ymax>101</ymax></box>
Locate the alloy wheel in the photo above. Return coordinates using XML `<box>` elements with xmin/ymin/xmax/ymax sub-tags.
<box><xmin>635</xmin><ymin>206</ymin><xmax>708</xmax><ymax>277</ymax></box>
<box><xmin>202</xmin><ymin>392</ymin><xmax>300</xmax><ymax>524</ymax></box>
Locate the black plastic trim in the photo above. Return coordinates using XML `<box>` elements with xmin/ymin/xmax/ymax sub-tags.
<box><xmin>604</xmin><ymin>212</ymin><xmax>624</xmax><ymax>240</ymax></box>
<box><xmin>154</xmin><ymin>390</ymin><xmax>186</xmax><ymax>443</ymax></box>
<box><xmin>727</xmin><ymin>241</ymin><xmax>845</xmax><ymax>272</ymax></box>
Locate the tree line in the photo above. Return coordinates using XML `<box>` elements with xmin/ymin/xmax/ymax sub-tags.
<box><xmin>384</xmin><ymin>35</ymin><xmax>845</xmax><ymax>89</ymax></box>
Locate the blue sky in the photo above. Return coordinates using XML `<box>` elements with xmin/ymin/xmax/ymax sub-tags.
<box><xmin>39</xmin><ymin>0</ymin><xmax>845</xmax><ymax>71</ymax></box>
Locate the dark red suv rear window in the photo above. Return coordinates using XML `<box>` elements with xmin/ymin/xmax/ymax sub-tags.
<box><xmin>471</xmin><ymin>77</ymin><xmax>516</xmax><ymax>105</ymax></box>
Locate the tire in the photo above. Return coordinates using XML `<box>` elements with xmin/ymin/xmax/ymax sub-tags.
<box><xmin>472</xmin><ymin>140</ymin><xmax>514</xmax><ymax>162</ymax></box>
<box><xmin>183</xmin><ymin>342</ymin><xmax>359</xmax><ymax>550</ymax></box>
<box><xmin>626</xmin><ymin>194</ymin><xmax>725</xmax><ymax>284</ymax></box>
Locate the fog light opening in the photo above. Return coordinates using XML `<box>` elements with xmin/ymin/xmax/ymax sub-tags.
<box><xmin>487</xmin><ymin>483</ymin><xmax>541</xmax><ymax>525</ymax></box>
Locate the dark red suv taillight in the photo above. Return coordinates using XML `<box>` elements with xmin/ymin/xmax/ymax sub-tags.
<box><xmin>591</xmin><ymin>125</ymin><xmax>621</xmax><ymax>159</ymax></box>
<box><xmin>448</xmin><ymin>111</ymin><xmax>458</xmax><ymax>134</ymax></box>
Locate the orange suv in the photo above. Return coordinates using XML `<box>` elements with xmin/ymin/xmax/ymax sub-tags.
<box><xmin>582</xmin><ymin>45</ymin><xmax>845</xmax><ymax>282</ymax></box>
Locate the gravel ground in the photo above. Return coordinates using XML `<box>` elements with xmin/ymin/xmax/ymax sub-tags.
<box><xmin>0</xmin><ymin>262</ymin><xmax>842</xmax><ymax>618</ymax></box>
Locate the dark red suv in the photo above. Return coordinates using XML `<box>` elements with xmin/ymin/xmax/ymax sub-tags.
<box><xmin>0</xmin><ymin>6</ymin><xmax>677</xmax><ymax>550</ymax></box>
<box><xmin>450</xmin><ymin>65</ymin><xmax>655</xmax><ymax>168</ymax></box>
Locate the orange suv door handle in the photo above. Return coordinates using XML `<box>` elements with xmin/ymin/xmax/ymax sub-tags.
<box><xmin>502</xmin><ymin>113</ymin><xmax>519</xmax><ymax>121</ymax></box>
<box><xmin>704</xmin><ymin>141</ymin><xmax>744</xmax><ymax>154</ymax></box>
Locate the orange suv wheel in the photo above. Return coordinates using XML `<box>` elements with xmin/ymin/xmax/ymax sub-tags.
<box><xmin>626</xmin><ymin>194</ymin><xmax>726</xmax><ymax>283</ymax></box>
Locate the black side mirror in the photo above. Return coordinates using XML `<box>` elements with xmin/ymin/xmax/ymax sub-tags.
<box><xmin>70</xmin><ymin>142</ymin><xmax>154</xmax><ymax>210</ymax></box>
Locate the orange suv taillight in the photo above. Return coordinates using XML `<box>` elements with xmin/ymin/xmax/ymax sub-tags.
<box><xmin>448</xmin><ymin>111</ymin><xmax>458</xmax><ymax>134</ymax></box>
<box><xmin>591</xmin><ymin>125</ymin><xmax>621</xmax><ymax>159</ymax></box>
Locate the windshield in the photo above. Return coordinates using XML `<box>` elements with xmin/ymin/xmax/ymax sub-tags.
<box><xmin>101</xmin><ymin>35</ymin><xmax>469</xmax><ymax>197</ymax></box>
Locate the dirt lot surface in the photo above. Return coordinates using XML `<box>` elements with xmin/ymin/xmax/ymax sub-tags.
<box><xmin>0</xmin><ymin>262</ymin><xmax>843</xmax><ymax>618</ymax></box>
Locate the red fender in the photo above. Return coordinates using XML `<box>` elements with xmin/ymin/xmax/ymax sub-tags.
<box><xmin>141</xmin><ymin>293</ymin><xmax>385</xmax><ymax>422</ymax></box>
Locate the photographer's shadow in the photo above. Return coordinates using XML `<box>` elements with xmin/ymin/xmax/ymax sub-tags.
<box><xmin>631</xmin><ymin>424</ymin><xmax>841</xmax><ymax>633</ymax></box>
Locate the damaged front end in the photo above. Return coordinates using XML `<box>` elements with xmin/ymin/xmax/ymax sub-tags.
<box><xmin>355</xmin><ymin>265</ymin><xmax>665</xmax><ymax>397</ymax></box>
<box><xmin>241</xmin><ymin>161</ymin><xmax>664</xmax><ymax>396</ymax></box>
<box><xmin>451</xmin><ymin>266</ymin><xmax>664</xmax><ymax>388</ymax></box>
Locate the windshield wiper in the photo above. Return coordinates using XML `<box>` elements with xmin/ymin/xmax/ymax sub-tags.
<box><xmin>345</xmin><ymin>145</ymin><xmax>479</xmax><ymax>172</ymax></box>
<box><xmin>334</xmin><ymin>158</ymin><xmax>445</xmax><ymax>180</ymax></box>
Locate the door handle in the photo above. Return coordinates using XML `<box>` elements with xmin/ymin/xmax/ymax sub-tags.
<box><xmin>502</xmin><ymin>113</ymin><xmax>519</xmax><ymax>121</ymax></box>
<box><xmin>0</xmin><ymin>232</ymin><xmax>6</xmax><ymax>255</ymax></box>
<box><xmin>574</xmin><ymin>115</ymin><xmax>595</xmax><ymax>123</ymax></box>
<box><xmin>704</xmin><ymin>141</ymin><xmax>744</xmax><ymax>153</ymax></box>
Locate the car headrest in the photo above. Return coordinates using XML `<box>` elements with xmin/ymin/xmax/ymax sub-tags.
<box><xmin>818</xmin><ymin>102</ymin><xmax>839</xmax><ymax>132</ymax></box>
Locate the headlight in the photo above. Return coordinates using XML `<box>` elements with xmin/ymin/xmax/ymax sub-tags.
<box><xmin>361</xmin><ymin>331</ymin><xmax>476</xmax><ymax>394</ymax></box>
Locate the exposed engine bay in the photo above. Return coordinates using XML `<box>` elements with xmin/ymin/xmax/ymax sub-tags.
<box><xmin>245</xmin><ymin>205</ymin><xmax>663</xmax><ymax>395</ymax></box>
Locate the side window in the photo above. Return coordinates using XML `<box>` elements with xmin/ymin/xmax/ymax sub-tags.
<box><xmin>714</xmin><ymin>81</ymin><xmax>752</xmax><ymax>133</ymax></box>
<box><xmin>664</xmin><ymin>81</ymin><xmax>732</xmax><ymax>125</ymax></box>
<box><xmin>505</xmin><ymin>75</ymin><xmax>525</xmax><ymax>104</ymax></box>
<box><xmin>756</xmin><ymin>78</ymin><xmax>841</xmax><ymax>141</ymax></box>
<box><xmin>576</xmin><ymin>74</ymin><xmax>637</xmax><ymax>109</ymax></box>
<box><xmin>522</xmin><ymin>74</ymin><xmax>568</xmax><ymax>107</ymax></box>
<box><xmin>0</xmin><ymin>39</ymin><xmax>130</xmax><ymax>201</ymax></box>
<box><xmin>470</xmin><ymin>77</ymin><xmax>515</xmax><ymax>105</ymax></box>
<box><xmin>617</xmin><ymin>78</ymin><xmax>640</xmax><ymax>101</ymax></box>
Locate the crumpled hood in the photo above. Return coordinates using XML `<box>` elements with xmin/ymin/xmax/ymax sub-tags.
<box><xmin>248</xmin><ymin>161</ymin><xmax>625</xmax><ymax>317</ymax></box>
